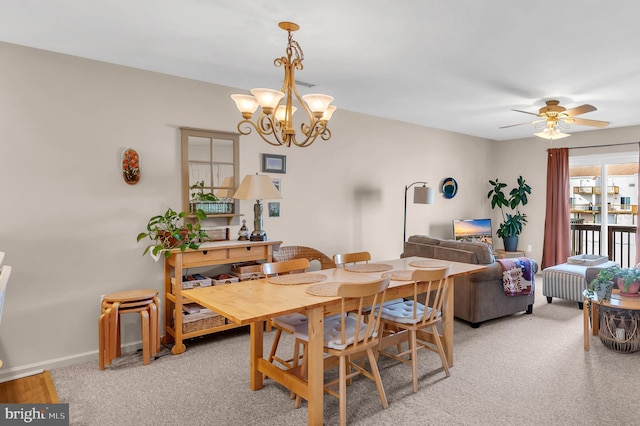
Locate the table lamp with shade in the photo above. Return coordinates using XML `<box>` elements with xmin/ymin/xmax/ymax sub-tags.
<box><xmin>233</xmin><ymin>173</ymin><xmax>282</xmax><ymax>241</ymax></box>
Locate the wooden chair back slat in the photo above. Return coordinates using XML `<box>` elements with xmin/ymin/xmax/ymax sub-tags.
<box><xmin>410</xmin><ymin>267</ymin><xmax>450</xmax><ymax>325</ymax></box>
<box><xmin>333</xmin><ymin>251</ymin><xmax>371</xmax><ymax>266</ymax></box>
<box><xmin>262</xmin><ymin>258</ymin><xmax>310</xmax><ymax>277</ymax></box>
<box><xmin>336</xmin><ymin>278</ymin><xmax>389</xmax><ymax>348</ymax></box>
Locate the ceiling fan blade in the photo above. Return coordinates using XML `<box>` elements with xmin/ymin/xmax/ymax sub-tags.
<box><xmin>563</xmin><ymin>117</ymin><xmax>609</xmax><ymax>128</ymax></box>
<box><xmin>512</xmin><ymin>109</ymin><xmax>540</xmax><ymax>116</ymax></box>
<box><xmin>562</xmin><ymin>104</ymin><xmax>596</xmax><ymax>116</ymax></box>
<box><xmin>500</xmin><ymin>119</ymin><xmax>544</xmax><ymax>129</ymax></box>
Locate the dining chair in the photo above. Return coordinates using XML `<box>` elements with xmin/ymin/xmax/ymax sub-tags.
<box><xmin>262</xmin><ymin>258</ymin><xmax>310</xmax><ymax>277</ymax></box>
<box><xmin>293</xmin><ymin>277</ymin><xmax>390</xmax><ymax>426</ymax></box>
<box><xmin>261</xmin><ymin>259</ymin><xmax>311</xmax><ymax>377</ymax></box>
<box><xmin>377</xmin><ymin>266</ymin><xmax>451</xmax><ymax>392</ymax></box>
<box><xmin>333</xmin><ymin>251</ymin><xmax>371</xmax><ymax>267</ymax></box>
<box><xmin>336</xmin><ymin>251</ymin><xmax>401</xmax><ymax>315</ymax></box>
<box><xmin>273</xmin><ymin>246</ymin><xmax>336</xmax><ymax>270</ymax></box>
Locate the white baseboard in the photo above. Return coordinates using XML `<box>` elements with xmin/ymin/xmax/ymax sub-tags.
<box><xmin>0</xmin><ymin>341</ymin><xmax>143</xmax><ymax>383</ymax></box>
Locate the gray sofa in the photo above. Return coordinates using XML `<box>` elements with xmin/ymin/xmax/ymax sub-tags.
<box><xmin>402</xmin><ymin>235</ymin><xmax>538</xmax><ymax>327</ymax></box>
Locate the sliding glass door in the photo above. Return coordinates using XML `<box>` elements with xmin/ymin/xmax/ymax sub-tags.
<box><xmin>569</xmin><ymin>154</ymin><xmax>638</xmax><ymax>267</ymax></box>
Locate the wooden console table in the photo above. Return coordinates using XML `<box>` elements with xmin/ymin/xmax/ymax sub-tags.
<box><xmin>163</xmin><ymin>239</ymin><xmax>281</xmax><ymax>354</ymax></box>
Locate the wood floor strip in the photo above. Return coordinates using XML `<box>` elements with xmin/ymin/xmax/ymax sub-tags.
<box><xmin>0</xmin><ymin>370</ymin><xmax>59</xmax><ymax>403</ymax></box>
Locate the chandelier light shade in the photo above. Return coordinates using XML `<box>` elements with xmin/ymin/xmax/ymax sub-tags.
<box><xmin>403</xmin><ymin>182</ymin><xmax>434</xmax><ymax>246</ymax></box>
<box><xmin>233</xmin><ymin>173</ymin><xmax>282</xmax><ymax>241</ymax></box>
<box><xmin>230</xmin><ymin>21</ymin><xmax>336</xmax><ymax>148</ymax></box>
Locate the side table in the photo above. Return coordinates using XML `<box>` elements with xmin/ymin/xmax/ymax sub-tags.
<box><xmin>583</xmin><ymin>290</ymin><xmax>640</xmax><ymax>352</ymax></box>
<box><xmin>495</xmin><ymin>249</ymin><xmax>525</xmax><ymax>259</ymax></box>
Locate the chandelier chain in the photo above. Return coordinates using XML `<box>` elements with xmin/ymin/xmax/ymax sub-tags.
<box><xmin>287</xmin><ymin>31</ymin><xmax>304</xmax><ymax>62</ymax></box>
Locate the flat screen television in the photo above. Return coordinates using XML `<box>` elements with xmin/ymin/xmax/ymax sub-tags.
<box><xmin>452</xmin><ymin>218</ymin><xmax>493</xmax><ymax>251</ymax></box>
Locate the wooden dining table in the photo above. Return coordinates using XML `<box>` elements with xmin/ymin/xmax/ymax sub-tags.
<box><xmin>185</xmin><ymin>256</ymin><xmax>486</xmax><ymax>425</ymax></box>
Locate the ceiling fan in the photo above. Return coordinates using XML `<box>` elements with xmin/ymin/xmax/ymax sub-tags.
<box><xmin>501</xmin><ymin>99</ymin><xmax>609</xmax><ymax>139</ymax></box>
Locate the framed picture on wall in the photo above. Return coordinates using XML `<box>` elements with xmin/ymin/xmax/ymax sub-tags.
<box><xmin>268</xmin><ymin>202</ymin><xmax>280</xmax><ymax>217</ymax></box>
<box><xmin>262</xmin><ymin>154</ymin><xmax>286</xmax><ymax>174</ymax></box>
<box><xmin>271</xmin><ymin>179</ymin><xmax>281</xmax><ymax>193</ymax></box>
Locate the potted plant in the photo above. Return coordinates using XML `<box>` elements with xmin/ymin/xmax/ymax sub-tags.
<box><xmin>487</xmin><ymin>176</ymin><xmax>532</xmax><ymax>252</ymax></box>
<box><xmin>189</xmin><ymin>181</ymin><xmax>233</xmax><ymax>214</ymax></box>
<box><xmin>585</xmin><ymin>265</ymin><xmax>619</xmax><ymax>301</ymax></box>
<box><xmin>616</xmin><ymin>267</ymin><xmax>640</xmax><ymax>295</ymax></box>
<box><xmin>137</xmin><ymin>207</ymin><xmax>208</xmax><ymax>258</ymax></box>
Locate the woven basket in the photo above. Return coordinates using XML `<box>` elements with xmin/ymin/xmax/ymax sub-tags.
<box><xmin>179</xmin><ymin>313</ymin><xmax>226</xmax><ymax>334</ymax></box>
<box><xmin>598</xmin><ymin>305</ymin><xmax>640</xmax><ymax>353</ymax></box>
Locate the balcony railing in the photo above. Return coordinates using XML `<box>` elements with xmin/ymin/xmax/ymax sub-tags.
<box><xmin>570</xmin><ymin>224</ymin><xmax>637</xmax><ymax>268</ymax></box>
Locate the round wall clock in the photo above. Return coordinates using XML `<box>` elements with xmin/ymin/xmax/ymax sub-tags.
<box><xmin>442</xmin><ymin>177</ymin><xmax>458</xmax><ymax>199</ymax></box>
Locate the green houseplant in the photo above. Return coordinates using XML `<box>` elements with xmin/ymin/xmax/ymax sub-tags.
<box><xmin>487</xmin><ymin>176</ymin><xmax>532</xmax><ymax>252</ymax></box>
<box><xmin>616</xmin><ymin>267</ymin><xmax>640</xmax><ymax>295</ymax></box>
<box><xmin>190</xmin><ymin>180</ymin><xmax>218</xmax><ymax>203</ymax></box>
<box><xmin>189</xmin><ymin>181</ymin><xmax>233</xmax><ymax>214</ymax></box>
<box><xmin>137</xmin><ymin>207</ymin><xmax>208</xmax><ymax>258</ymax></box>
<box><xmin>585</xmin><ymin>265</ymin><xmax>619</xmax><ymax>301</ymax></box>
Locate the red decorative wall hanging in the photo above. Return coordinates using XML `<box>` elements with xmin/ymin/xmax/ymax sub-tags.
<box><xmin>121</xmin><ymin>148</ymin><xmax>140</xmax><ymax>185</ymax></box>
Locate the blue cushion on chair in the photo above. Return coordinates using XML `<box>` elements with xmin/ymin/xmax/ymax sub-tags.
<box><xmin>380</xmin><ymin>300</ymin><xmax>440</xmax><ymax>324</ymax></box>
<box><xmin>271</xmin><ymin>313</ymin><xmax>307</xmax><ymax>332</ymax></box>
<box><xmin>293</xmin><ymin>314</ymin><xmax>374</xmax><ymax>350</ymax></box>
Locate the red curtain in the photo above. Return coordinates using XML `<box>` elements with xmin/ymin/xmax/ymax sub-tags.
<box><xmin>542</xmin><ymin>148</ymin><xmax>571</xmax><ymax>269</ymax></box>
<box><xmin>636</xmin><ymin>143</ymin><xmax>640</xmax><ymax>266</ymax></box>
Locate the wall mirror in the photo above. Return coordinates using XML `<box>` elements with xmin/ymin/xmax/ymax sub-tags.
<box><xmin>180</xmin><ymin>127</ymin><xmax>240</xmax><ymax>225</ymax></box>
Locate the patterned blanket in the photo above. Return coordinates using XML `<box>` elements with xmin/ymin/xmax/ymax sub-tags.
<box><xmin>496</xmin><ymin>258</ymin><xmax>535</xmax><ymax>296</ymax></box>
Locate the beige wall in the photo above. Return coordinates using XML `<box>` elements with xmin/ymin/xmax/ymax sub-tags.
<box><xmin>0</xmin><ymin>41</ymin><xmax>638</xmax><ymax>379</ymax></box>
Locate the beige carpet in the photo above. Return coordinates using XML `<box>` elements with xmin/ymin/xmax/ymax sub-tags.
<box><xmin>51</xmin><ymin>281</ymin><xmax>639</xmax><ymax>425</ymax></box>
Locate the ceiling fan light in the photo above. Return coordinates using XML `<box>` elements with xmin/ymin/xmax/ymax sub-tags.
<box><xmin>534</xmin><ymin>131</ymin><xmax>570</xmax><ymax>140</ymax></box>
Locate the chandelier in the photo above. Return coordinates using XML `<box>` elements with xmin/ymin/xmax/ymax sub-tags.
<box><xmin>230</xmin><ymin>22</ymin><xmax>336</xmax><ymax>148</ymax></box>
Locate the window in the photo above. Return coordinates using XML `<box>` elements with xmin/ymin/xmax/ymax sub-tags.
<box><xmin>180</xmin><ymin>127</ymin><xmax>240</xmax><ymax>223</ymax></box>
<box><xmin>569</xmin><ymin>152</ymin><xmax>638</xmax><ymax>266</ymax></box>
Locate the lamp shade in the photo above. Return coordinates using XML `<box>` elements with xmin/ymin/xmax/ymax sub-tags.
<box><xmin>302</xmin><ymin>94</ymin><xmax>334</xmax><ymax>113</ymax></box>
<box><xmin>534</xmin><ymin>130</ymin><xmax>570</xmax><ymax>140</ymax></box>
<box><xmin>250</xmin><ymin>88</ymin><xmax>285</xmax><ymax>111</ymax></box>
<box><xmin>233</xmin><ymin>174</ymin><xmax>282</xmax><ymax>201</ymax></box>
<box><xmin>413</xmin><ymin>186</ymin><xmax>434</xmax><ymax>205</ymax></box>
<box><xmin>275</xmin><ymin>105</ymin><xmax>297</xmax><ymax>122</ymax></box>
<box><xmin>216</xmin><ymin>176</ymin><xmax>235</xmax><ymax>198</ymax></box>
<box><xmin>230</xmin><ymin>94</ymin><xmax>259</xmax><ymax>115</ymax></box>
<box><xmin>321</xmin><ymin>105</ymin><xmax>337</xmax><ymax>121</ymax></box>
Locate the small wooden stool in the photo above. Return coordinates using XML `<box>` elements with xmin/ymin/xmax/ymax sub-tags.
<box><xmin>99</xmin><ymin>289</ymin><xmax>160</xmax><ymax>370</ymax></box>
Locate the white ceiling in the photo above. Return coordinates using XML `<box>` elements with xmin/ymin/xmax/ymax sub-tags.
<box><xmin>2</xmin><ymin>0</ymin><xmax>640</xmax><ymax>141</ymax></box>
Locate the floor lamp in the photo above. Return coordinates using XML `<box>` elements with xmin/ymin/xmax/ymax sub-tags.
<box><xmin>403</xmin><ymin>181</ymin><xmax>435</xmax><ymax>246</ymax></box>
